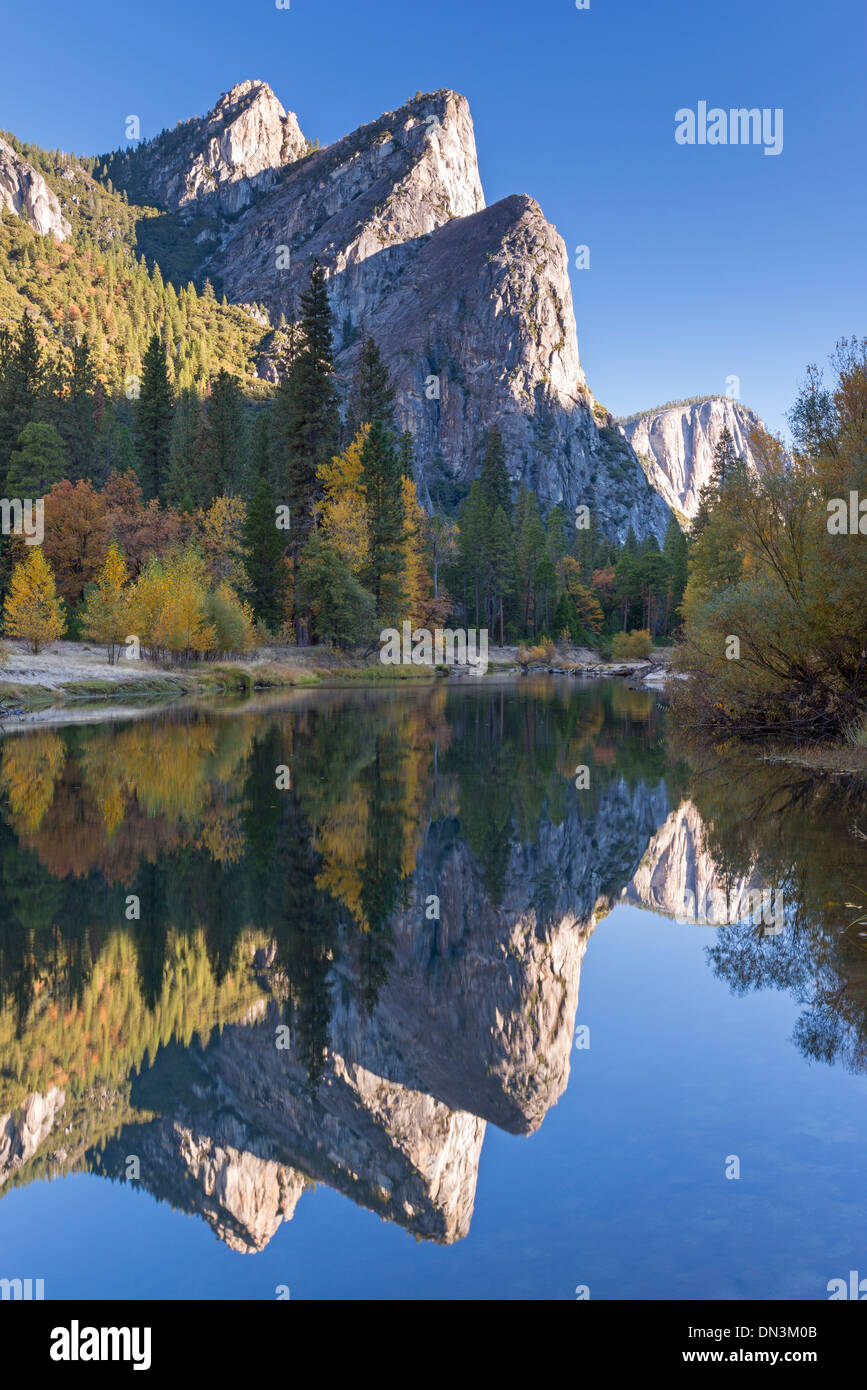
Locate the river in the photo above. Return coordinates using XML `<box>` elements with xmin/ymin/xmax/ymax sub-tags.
<box><xmin>0</xmin><ymin>678</ymin><xmax>865</xmax><ymax>1299</ymax></box>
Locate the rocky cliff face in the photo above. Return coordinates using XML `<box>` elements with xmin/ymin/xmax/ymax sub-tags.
<box><xmin>0</xmin><ymin>137</ymin><xmax>70</xmax><ymax>240</ymax></box>
<box><xmin>117</xmin><ymin>80</ymin><xmax>307</xmax><ymax>214</ymax></box>
<box><xmin>132</xmin><ymin>1115</ymin><xmax>307</xmax><ymax>1253</ymax></box>
<box><xmin>114</xmin><ymin>82</ymin><xmax>672</xmax><ymax>542</ymax></box>
<box><xmin>620</xmin><ymin>397</ymin><xmax>765</xmax><ymax>522</ymax></box>
<box><xmin>625</xmin><ymin>799</ymin><xmax>763</xmax><ymax>923</ymax></box>
<box><xmin>0</xmin><ymin>1086</ymin><xmax>67</xmax><ymax>1187</ymax></box>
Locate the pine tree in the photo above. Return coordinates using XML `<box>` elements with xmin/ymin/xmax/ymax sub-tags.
<box><xmin>553</xmin><ymin>590</ymin><xmax>578</xmax><ymax>643</ymax></box>
<box><xmin>165</xmin><ymin>388</ymin><xmax>202</xmax><ymax>509</ymax></box>
<box><xmin>108</xmin><ymin>416</ymin><xmax>138</xmax><ymax>484</ymax></box>
<box><xmin>514</xmin><ymin>488</ymin><xmax>545</xmax><ymax>636</ymax></box>
<box><xmin>62</xmin><ymin>335</ymin><xmax>97</xmax><ymax>482</ymax></box>
<box><xmin>248</xmin><ymin>413</ymin><xmax>276</xmax><ymax>495</ymax></box>
<box><xmin>6</xmin><ymin>422</ymin><xmax>68</xmax><ymax>497</ymax></box>
<box><xmin>244</xmin><ymin>473</ymin><xmax>285</xmax><ymax>629</ymax></box>
<box><xmin>361</xmin><ymin>418</ymin><xmax>405</xmax><ymax>623</ymax></box>
<box><xmin>458</xmin><ymin>482</ymin><xmax>489</xmax><ymax>626</ymax></box>
<box><xmin>710</xmin><ymin>425</ymin><xmax>740</xmax><ymax>488</ymax></box>
<box><xmin>662</xmin><ymin>514</ymin><xmax>689</xmax><ymax>632</ymax></box>
<box><xmin>636</xmin><ymin>538</ymin><xmax>670</xmax><ymax>635</ymax></box>
<box><xmin>546</xmin><ymin>504</ymin><xmax>568</xmax><ymax>573</ymax></box>
<box><xmin>692</xmin><ymin>426</ymin><xmax>746</xmax><ymax>541</ymax></box>
<box><xmin>352</xmin><ymin>335</ymin><xmax>396</xmax><ymax>432</ymax></box>
<box><xmin>614</xmin><ymin>549</ymin><xmax>642</xmax><ymax>630</ymax></box>
<box><xmin>135</xmin><ymin>332</ymin><xmax>173</xmax><ymax>501</ymax></box>
<box><xmin>398</xmin><ymin>429</ymin><xmax>415</xmax><ymax>481</ymax></box>
<box><xmin>574</xmin><ymin>512</ymin><xmax>597</xmax><ymax>582</ymax></box>
<box><xmin>478</xmin><ymin>425</ymin><xmax>512</xmax><ymax>519</ymax></box>
<box><xmin>534</xmin><ymin>552</ymin><xmax>556</xmax><ymax>634</ymax></box>
<box><xmin>487</xmin><ymin>504</ymin><xmax>514</xmax><ymax>644</ymax></box>
<box><xmin>295</xmin><ymin>533</ymin><xmax>375</xmax><ymax>647</ymax></box>
<box><xmin>273</xmin><ymin>261</ymin><xmax>339</xmax><ymax>541</ymax></box>
<box><xmin>0</xmin><ymin>316</ymin><xmax>45</xmax><ymax>491</ymax></box>
<box><xmin>198</xmin><ymin>369</ymin><xmax>245</xmax><ymax>500</ymax></box>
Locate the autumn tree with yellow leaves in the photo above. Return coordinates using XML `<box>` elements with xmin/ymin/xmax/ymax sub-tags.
<box><xmin>3</xmin><ymin>547</ymin><xmax>66</xmax><ymax>653</ymax></box>
<box><xmin>674</xmin><ymin>338</ymin><xmax>867</xmax><ymax>738</ymax></box>
<box><xmin>129</xmin><ymin>546</ymin><xmax>255</xmax><ymax>665</ymax></box>
<box><xmin>400</xmin><ymin>475</ymin><xmax>436</xmax><ymax>628</ymax></box>
<box><xmin>317</xmin><ymin>427</ymin><xmax>370</xmax><ymax>576</ymax></box>
<box><xmin>130</xmin><ymin>548</ymin><xmax>215</xmax><ymax>664</ymax></box>
<box><xmin>195</xmin><ymin>494</ymin><xmax>251</xmax><ymax>591</ymax></box>
<box><xmin>80</xmin><ymin>541</ymin><xmax>131</xmax><ymax>664</ymax></box>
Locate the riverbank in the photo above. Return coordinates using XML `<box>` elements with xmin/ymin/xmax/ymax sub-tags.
<box><xmin>0</xmin><ymin>639</ymin><xmax>465</xmax><ymax>723</ymax></box>
<box><xmin>758</xmin><ymin>742</ymin><xmax>867</xmax><ymax>777</ymax></box>
<box><xmin>0</xmin><ymin>638</ymin><xmax>673</xmax><ymax>727</ymax></box>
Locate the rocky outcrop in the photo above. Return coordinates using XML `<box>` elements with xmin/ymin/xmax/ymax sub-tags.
<box><xmin>620</xmin><ymin>397</ymin><xmax>765</xmax><ymax>521</ymax></box>
<box><xmin>114</xmin><ymin>83</ymin><xmax>672</xmax><ymax>542</ymax></box>
<box><xmin>0</xmin><ymin>138</ymin><xmax>70</xmax><ymax>240</ymax></box>
<box><xmin>122</xmin><ymin>1116</ymin><xmax>306</xmax><ymax>1253</ymax></box>
<box><xmin>116</xmin><ymin>80</ymin><xmax>307</xmax><ymax>214</ymax></box>
<box><xmin>0</xmin><ymin>1087</ymin><xmax>67</xmax><ymax>1186</ymax></box>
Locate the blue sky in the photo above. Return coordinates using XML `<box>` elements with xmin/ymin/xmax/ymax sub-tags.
<box><xmin>3</xmin><ymin>0</ymin><xmax>864</xmax><ymax>435</ymax></box>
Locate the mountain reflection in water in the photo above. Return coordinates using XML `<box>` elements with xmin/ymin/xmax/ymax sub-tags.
<box><xmin>0</xmin><ymin>679</ymin><xmax>865</xmax><ymax>1256</ymax></box>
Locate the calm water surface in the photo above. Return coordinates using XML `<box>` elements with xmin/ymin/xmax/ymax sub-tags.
<box><xmin>0</xmin><ymin>678</ymin><xmax>865</xmax><ymax>1299</ymax></box>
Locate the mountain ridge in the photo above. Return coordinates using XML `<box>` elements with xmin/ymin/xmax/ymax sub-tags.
<box><xmin>96</xmin><ymin>79</ymin><xmax>675</xmax><ymax>539</ymax></box>
<box><xmin>2</xmin><ymin>78</ymin><xmax>677</xmax><ymax>540</ymax></box>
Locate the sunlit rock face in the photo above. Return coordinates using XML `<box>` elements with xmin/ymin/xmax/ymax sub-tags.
<box><xmin>120</xmin><ymin>80</ymin><xmax>307</xmax><ymax>214</ymax></box>
<box><xmin>136</xmin><ymin>1118</ymin><xmax>307</xmax><ymax>1253</ymax></box>
<box><xmin>621</xmin><ymin>398</ymin><xmax>766</xmax><ymax>521</ymax></box>
<box><xmin>106</xmin><ymin>1008</ymin><xmax>487</xmax><ymax>1248</ymax></box>
<box><xmin>218</xmin><ymin>88</ymin><xmax>486</xmax><ymax>319</ymax></box>
<box><xmin>625</xmin><ymin>799</ymin><xmax>763</xmax><ymax>924</ymax></box>
<box><xmin>0</xmin><ymin>138</ymin><xmax>70</xmax><ymax>240</ymax></box>
<box><xmin>0</xmin><ymin>1087</ymin><xmax>67</xmax><ymax>1187</ymax></box>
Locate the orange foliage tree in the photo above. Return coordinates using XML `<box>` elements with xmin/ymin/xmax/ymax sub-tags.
<box><xmin>42</xmin><ymin>479</ymin><xmax>108</xmax><ymax>605</ymax></box>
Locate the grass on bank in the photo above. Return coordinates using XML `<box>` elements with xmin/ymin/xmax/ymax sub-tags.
<box><xmin>751</xmin><ymin>716</ymin><xmax>867</xmax><ymax>776</ymax></box>
<box><xmin>0</xmin><ymin>661</ymin><xmax>323</xmax><ymax>714</ymax></box>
